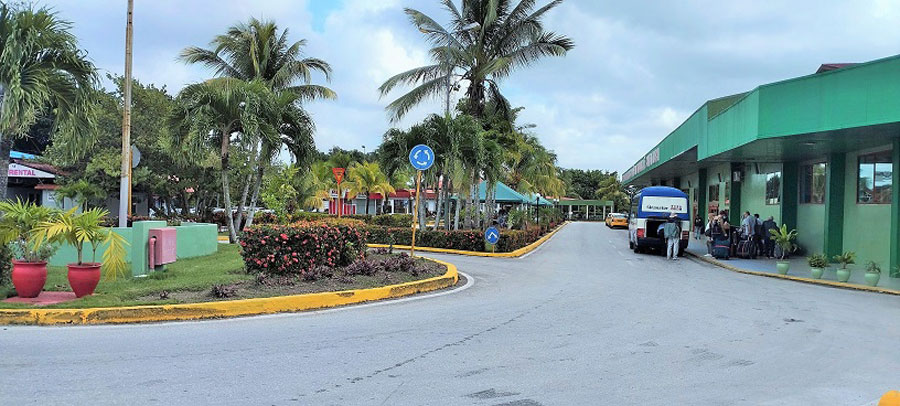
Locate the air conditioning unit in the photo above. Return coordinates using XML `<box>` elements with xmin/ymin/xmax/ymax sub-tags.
<box><xmin>732</xmin><ymin>171</ymin><xmax>742</xmax><ymax>182</ymax></box>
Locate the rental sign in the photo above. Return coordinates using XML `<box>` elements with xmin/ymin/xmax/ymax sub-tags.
<box><xmin>623</xmin><ymin>148</ymin><xmax>660</xmax><ymax>182</ymax></box>
<box><xmin>8</xmin><ymin>163</ymin><xmax>54</xmax><ymax>179</ymax></box>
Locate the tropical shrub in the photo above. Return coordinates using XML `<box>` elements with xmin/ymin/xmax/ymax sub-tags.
<box><xmin>241</xmin><ymin>222</ymin><xmax>367</xmax><ymax>277</ymax></box>
<box><xmin>363</xmin><ymin>223</ymin><xmax>558</xmax><ymax>253</ymax></box>
<box><xmin>807</xmin><ymin>254</ymin><xmax>827</xmax><ymax>269</ymax></box>
<box><xmin>833</xmin><ymin>251</ymin><xmax>856</xmax><ymax>269</ymax></box>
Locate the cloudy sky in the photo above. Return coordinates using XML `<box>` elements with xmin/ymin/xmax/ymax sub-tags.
<box><xmin>43</xmin><ymin>0</ymin><xmax>900</xmax><ymax>174</ymax></box>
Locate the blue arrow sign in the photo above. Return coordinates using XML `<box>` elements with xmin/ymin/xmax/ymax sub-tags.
<box><xmin>484</xmin><ymin>226</ymin><xmax>500</xmax><ymax>245</ymax></box>
<box><xmin>409</xmin><ymin>144</ymin><xmax>435</xmax><ymax>171</ymax></box>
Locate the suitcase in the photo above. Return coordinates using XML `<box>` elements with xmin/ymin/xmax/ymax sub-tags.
<box><xmin>736</xmin><ymin>239</ymin><xmax>755</xmax><ymax>259</ymax></box>
<box><xmin>712</xmin><ymin>239</ymin><xmax>730</xmax><ymax>259</ymax></box>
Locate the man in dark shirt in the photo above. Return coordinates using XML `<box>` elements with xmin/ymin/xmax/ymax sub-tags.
<box><xmin>762</xmin><ymin>216</ymin><xmax>777</xmax><ymax>258</ymax></box>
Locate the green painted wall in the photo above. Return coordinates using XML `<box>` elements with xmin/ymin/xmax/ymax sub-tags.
<box><xmin>841</xmin><ymin>151</ymin><xmax>891</xmax><ymax>268</ymax></box>
<box><xmin>623</xmin><ymin>105</ymin><xmax>707</xmax><ymax>182</ymax></box>
<box><xmin>702</xmin><ymin>90</ymin><xmax>759</xmax><ymax>159</ymax></box>
<box><xmin>797</xmin><ymin>205</ymin><xmax>824</xmax><ymax>255</ymax></box>
<box><xmin>48</xmin><ymin>222</ymin><xmax>219</xmax><ymax>277</ymax></box>
<box><xmin>739</xmin><ymin>163</ymin><xmax>782</xmax><ymax>225</ymax></box>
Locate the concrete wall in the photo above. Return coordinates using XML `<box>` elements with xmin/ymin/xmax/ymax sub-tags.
<box><xmin>739</xmin><ymin>162</ymin><xmax>782</xmax><ymax>225</ymax></box>
<box><xmin>48</xmin><ymin>222</ymin><xmax>218</xmax><ymax>277</ymax></box>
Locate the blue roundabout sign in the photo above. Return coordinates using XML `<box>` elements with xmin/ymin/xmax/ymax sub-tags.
<box><xmin>409</xmin><ymin>144</ymin><xmax>435</xmax><ymax>171</ymax></box>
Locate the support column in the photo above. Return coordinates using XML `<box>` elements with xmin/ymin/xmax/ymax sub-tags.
<box><xmin>824</xmin><ymin>153</ymin><xmax>845</xmax><ymax>259</ymax></box>
<box><xmin>891</xmin><ymin>140</ymin><xmax>900</xmax><ymax>277</ymax></box>
<box><xmin>697</xmin><ymin>169</ymin><xmax>707</xmax><ymax>224</ymax></box>
<box><xmin>729</xmin><ymin>163</ymin><xmax>743</xmax><ymax>225</ymax></box>
<box><xmin>781</xmin><ymin>161</ymin><xmax>799</xmax><ymax>231</ymax></box>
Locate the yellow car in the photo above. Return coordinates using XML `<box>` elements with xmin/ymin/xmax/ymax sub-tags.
<box><xmin>605</xmin><ymin>213</ymin><xmax>628</xmax><ymax>228</ymax></box>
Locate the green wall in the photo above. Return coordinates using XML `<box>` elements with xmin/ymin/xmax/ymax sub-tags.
<box><xmin>841</xmin><ymin>150</ymin><xmax>891</xmax><ymax>268</ymax></box>
<box><xmin>704</xmin><ymin>163</ymin><xmax>731</xmax><ymax>216</ymax></box>
<box><xmin>739</xmin><ymin>162</ymin><xmax>782</xmax><ymax>225</ymax></box>
<box><xmin>797</xmin><ymin>204</ymin><xmax>824</xmax><ymax>255</ymax></box>
<box><xmin>48</xmin><ymin>222</ymin><xmax>218</xmax><ymax>276</ymax></box>
<box><xmin>702</xmin><ymin>90</ymin><xmax>759</xmax><ymax>158</ymax></box>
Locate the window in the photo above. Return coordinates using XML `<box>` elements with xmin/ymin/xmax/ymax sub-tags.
<box><xmin>800</xmin><ymin>163</ymin><xmax>826</xmax><ymax>204</ymax></box>
<box><xmin>765</xmin><ymin>172</ymin><xmax>781</xmax><ymax>205</ymax></box>
<box><xmin>707</xmin><ymin>184</ymin><xmax>719</xmax><ymax>213</ymax></box>
<box><xmin>858</xmin><ymin>150</ymin><xmax>892</xmax><ymax>204</ymax></box>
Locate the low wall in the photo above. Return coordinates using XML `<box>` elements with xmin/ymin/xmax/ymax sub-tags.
<box><xmin>48</xmin><ymin>222</ymin><xmax>218</xmax><ymax>277</ymax></box>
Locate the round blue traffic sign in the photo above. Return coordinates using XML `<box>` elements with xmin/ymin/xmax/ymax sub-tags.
<box><xmin>484</xmin><ymin>226</ymin><xmax>500</xmax><ymax>245</ymax></box>
<box><xmin>409</xmin><ymin>144</ymin><xmax>435</xmax><ymax>171</ymax></box>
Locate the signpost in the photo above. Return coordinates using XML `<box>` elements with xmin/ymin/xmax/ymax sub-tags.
<box><xmin>485</xmin><ymin>226</ymin><xmax>500</xmax><ymax>254</ymax></box>
<box><xmin>408</xmin><ymin>144</ymin><xmax>434</xmax><ymax>257</ymax></box>
<box><xmin>333</xmin><ymin>167</ymin><xmax>345</xmax><ymax>217</ymax></box>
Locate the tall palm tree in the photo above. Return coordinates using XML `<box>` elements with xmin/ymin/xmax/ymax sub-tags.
<box><xmin>170</xmin><ymin>78</ymin><xmax>278</xmax><ymax>243</ymax></box>
<box><xmin>180</xmin><ymin>18</ymin><xmax>334</xmax><ymax>227</ymax></box>
<box><xmin>0</xmin><ymin>4</ymin><xmax>97</xmax><ymax>198</ymax></box>
<box><xmin>379</xmin><ymin>0</ymin><xmax>574</xmax><ymax>122</ymax></box>
<box><xmin>345</xmin><ymin>161</ymin><xmax>395</xmax><ymax>215</ymax></box>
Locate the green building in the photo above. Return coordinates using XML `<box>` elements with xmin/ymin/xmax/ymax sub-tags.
<box><xmin>622</xmin><ymin>55</ymin><xmax>900</xmax><ymax>279</ymax></box>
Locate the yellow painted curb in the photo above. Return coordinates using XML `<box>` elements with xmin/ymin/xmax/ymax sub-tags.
<box><xmin>686</xmin><ymin>252</ymin><xmax>900</xmax><ymax>296</ymax></box>
<box><xmin>0</xmin><ymin>258</ymin><xmax>458</xmax><ymax>326</ymax></box>
<box><xmin>880</xmin><ymin>390</ymin><xmax>900</xmax><ymax>406</ymax></box>
<box><xmin>367</xmin><ymin>222</ymin><xmax>569</xmax><ymax>258</ymax></box>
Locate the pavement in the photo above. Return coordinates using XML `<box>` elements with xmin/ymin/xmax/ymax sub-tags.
<box><xmin>685</xmin><ymin>237</ymin><xmax>900</xmax><ymax>291</ymax></box>
<box><xmin>1</xmin><ymin>222</ymin><xmax>897</xmax><ymax>405</ymax></box>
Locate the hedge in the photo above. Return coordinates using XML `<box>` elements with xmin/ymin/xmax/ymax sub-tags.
<box><xmin>363</xmin><ymin>221</ymin><xmax>559</xmax><ymax>253</ymax></box>
<box><xmin>240</xmin><ymin>222</ymin><xmax>367</xmax><ymax>277</ymax></box>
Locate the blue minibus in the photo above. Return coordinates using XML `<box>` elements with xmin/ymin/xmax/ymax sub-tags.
<box><xmin>628</xmin><ymin>186</ymin><xmax>690</xmax><ymax>255</ymax></box>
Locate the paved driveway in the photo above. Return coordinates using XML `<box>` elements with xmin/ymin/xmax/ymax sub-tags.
<box><xmin>1</xmin><ymin>222</ymin><xmax>897</xmax><ymax>405</ymax></box>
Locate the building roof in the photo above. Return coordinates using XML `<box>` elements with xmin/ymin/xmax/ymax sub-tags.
<box><xmin>557</xmin><ymin>199</ymin><xmax>613</xmax><ymax>206</ymax></box>
<box><xmin>815</xmin><ymin>63</ymin><xmax>857</xmax><ymax>74</ymax></box>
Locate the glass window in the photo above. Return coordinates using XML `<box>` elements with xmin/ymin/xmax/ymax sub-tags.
<box><xmin>765</xmin><ymin>172</ymin><xmax>781</xmax><ymax>205</ymax></box>
<box><xmin>858</xmin><ymin>150</ymin><xmax>892</xmax><ymax>204</ymax></box>
<box><xmin>707</xmin><ymin>184</ymin><xmax>719</xmax><ymax>214</ymax></box>
<box><xmin>800</xmin><ymin>163</ymin><xmax>826</xmax><ymax>204</ymax></box>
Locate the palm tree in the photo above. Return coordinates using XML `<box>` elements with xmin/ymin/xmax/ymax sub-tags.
<box><xmin>0</xmin><ymin>4</ymin><xmax>97</xmax><ymax>198</ymax></box>
<box><xmin>170</xmin><ymin>78</ymin><xmax>278</xmax><ymax>243</ymax></box>
<box><xmin>379</xmin><ymin>0</ymin><xmax>574</xmax><ymax>122</ymax></box>
<box><xmin>345</xmin><ymin>161</ymin><xmax>395</xmax><ymax>215</ymax></box>
<box><xmin>180</xmin><ymin>18</ymin><xmax>334</xmax><ymax>227</ymax></box>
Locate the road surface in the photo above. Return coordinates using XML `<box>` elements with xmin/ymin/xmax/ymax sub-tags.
<box><xmin>2</xmin><ymin>222</ymin><xmax>898</xmax><ymax>405</ymax></box>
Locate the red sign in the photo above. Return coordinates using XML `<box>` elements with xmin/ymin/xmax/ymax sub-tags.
<box><xmin>332</xmin><ymin>167</ymin><xmax>345</xmax><ymax>184</ymax></box>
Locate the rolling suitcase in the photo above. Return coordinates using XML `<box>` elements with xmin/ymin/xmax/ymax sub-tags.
<box><xmin>712</xmin><ymin>238</ymin><xmax>730</xmax><ymax>260</ymax></box>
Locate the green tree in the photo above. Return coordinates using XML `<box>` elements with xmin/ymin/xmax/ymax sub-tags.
<box><xmin>180</xmin><ymin>18</ymin><xmax>333</xmax><ymax>229</ymax></box>
<box><xmin>0</xmin><ymin>3</ymin><xmax>97</xmax><ymax>198</ymax></box>
<box><xmin>379</xmin><ymin>0</ymin><xmax>573</xmax><ymax>121</ymax></box>
<box><xmin>170</xmin><ymin>78</ymin><xmax>279</xmax><ymax>243</ymax></box>
<box><xmin>345</xmin><ymin>161</ymin><xmax>395</xmax><ymax>215</ymax></box>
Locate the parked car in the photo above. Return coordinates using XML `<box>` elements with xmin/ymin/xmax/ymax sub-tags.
<box><xmin>605</xmin><ymin>213</ymin><xmax>628</xmax><ymax>228</ymax></box>
<box><xmin>628</xmin><ymin>186</ymin><xmax>690</xmax><ymax>255</ymax></box>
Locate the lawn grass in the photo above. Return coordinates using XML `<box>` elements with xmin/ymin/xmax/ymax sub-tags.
<box><xmin>0</xmin><ymin>244</ymin><xmax>250</xmax><ymax>309</ymax></box>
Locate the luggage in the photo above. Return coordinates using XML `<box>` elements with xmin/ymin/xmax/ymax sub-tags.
<box><xmin>712</xmin><ymin>238</ymin><xmax>730</xmax><ymax>259</ymax></box>
<box><xmin>736</xmin><ymin>238</ymin><xmax>756</xmax><ymax>259</ymax></box>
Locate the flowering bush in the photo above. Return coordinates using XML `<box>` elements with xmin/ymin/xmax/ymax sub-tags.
<box><xmin>363</xmin><ymin>223</ymin><xmax>559</xmax><ymax>252</ymax></box>
<box><xmin>240</xmin><ymin>222</ymin><xmax>367</xmax><ymax>277</ymax></box>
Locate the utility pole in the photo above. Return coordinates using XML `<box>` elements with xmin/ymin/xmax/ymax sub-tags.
<box><xmin>118</xmin><ymin>0</ymin><xmax>134</xmax><ymax>227</ymax></box>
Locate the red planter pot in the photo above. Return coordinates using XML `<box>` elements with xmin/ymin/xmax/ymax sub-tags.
<box><xmin>11</xmin><ymin>260</ymin><xmax>48</xmax><ymax>298</ymax></box>
<box><xmin>67</xmin><ymin>263</ymin><xmax>101</xmax><ymax>298</ymax></box>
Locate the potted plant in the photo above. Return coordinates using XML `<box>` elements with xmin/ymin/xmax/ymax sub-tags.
<box><xmin>807</xmin><ymin>253</ymin><xmax>827</xmax><ymax>279</ymax></box>
<box><xmin>863</xmin><ymin>261</ymin><xmax>881</xmax><ymax>287</ymax></box>
<box><xmin>33</xmin><ymin>208</ymin><xmax>128</xmax><ymax>298</ymax></box>
<box><xmin>0</xmin><ymin>200</ymin><xmax>58</xmax><ymax>298</ymax></box>
<box><xmin>832</xmin><ymin>251</ymin><xmax>856</xmax><ymax>282</ymax></box>
<box><xmin>769</xmin><ymin>224</ymin><xmax>797</xmax><ymax>275</ymax></box>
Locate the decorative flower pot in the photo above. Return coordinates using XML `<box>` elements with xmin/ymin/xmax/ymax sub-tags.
<box><xmin>11</xmin><ymin>260</ymin><xmax>47</xmax><ymax>298</ymax></box>
<box><xmin>810</xmin><ymin>267</ymin><xmax>824</xmax><ymax>279</ymax></box>
<box><xmin>775</xmin><ymin>261</ymin><xmax>790</xmax><ymax>275</ymax></box>
<box><xmin>836</xmin><ymin>268</ymin><xmax>851</xmax><ymax>283</ymax></box>
<box><xmin>67</xmin><ymin>263</ymin><xmax>101</xmax><ymax>298</ymax></box>
<box><xmin>864</xmin><ymin>272</ymin><xmax>880</xmax><ymax>287</ymax></box>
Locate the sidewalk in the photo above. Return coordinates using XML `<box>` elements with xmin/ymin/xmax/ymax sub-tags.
<box><xmin>685</xmin><ymin>237</ymin><xmax>900</xmax><ymax>293</ymax></box>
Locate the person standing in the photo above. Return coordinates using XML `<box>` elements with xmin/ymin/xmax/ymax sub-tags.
<box><xmin>664</xmin><ymin>212</ymin><xmax>682</xmax><ymax>260</ymax></box>
<box><xmin>693</xmin><ymin>216</ymin><xmax>703</xmax><ymax>239</ymax></box>
<box><xmin>762</xmin><ymin>216</ymin><xmax>778</xmax><ymax>258</ymax></box>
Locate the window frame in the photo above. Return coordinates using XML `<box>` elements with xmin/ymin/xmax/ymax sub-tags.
<box><xmin>765</xmin><ymin>171</ymin><xmax>781</xmax><ymax>205</ymax></box>
<box><xmin>857</xmin><ymin>149</ymin><xmax>893</xmax><ymax>205</ymax></box>
<box><xmin>799</xmin><ymin>162</ymin><xmax>827</xmax><ymax>205</ymax></box>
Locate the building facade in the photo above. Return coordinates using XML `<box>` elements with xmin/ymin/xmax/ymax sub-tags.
<box><xmin>623</xmin><ymin>55</ymin><xmax>900</xmax><ymax>279</ymax></box>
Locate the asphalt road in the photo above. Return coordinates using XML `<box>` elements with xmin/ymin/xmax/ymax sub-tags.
<box><xmin>2</xmin><ymin>222</ymin><xmax>898</xmax><ymax>405</ymax></box>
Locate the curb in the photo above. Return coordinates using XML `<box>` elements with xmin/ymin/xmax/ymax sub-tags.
<box><xmin>0</xmin><ymin>258</ymin><xmax>458</xmax><ymax>326</ymax></box>
<box><xmin>367</xmin><ymin>222</ymin><xmax>568</xmax><ymax>258</ymax></box>
<box><xmin>686</xmin><ymin>252</ymin><xmax>900</xmax><ymax>296</ymax></box>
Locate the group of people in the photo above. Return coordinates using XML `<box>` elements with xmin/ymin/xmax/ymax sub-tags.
<box><xmin>692</xmin><ymin>210</ymin><xmax>779</xmax><ymax>259</ymax></box>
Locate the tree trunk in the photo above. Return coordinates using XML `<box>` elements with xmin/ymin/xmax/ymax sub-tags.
<box><xmin>453</xmin><ymin>192</ymin><xmax>460</xmax><ymax>230</ymax></box>
<box><xmin>0</xmin><ymin>137</ymin><xmax>12</xmax><ymax>200</ymax></box>
<box><xmin>432</xmin><ymin>174</ymin><xmax>443</xmax><ymax>230</ymax></box>
<box><xmin>365</xmin><ymin>191</ymin><xmax>371</xmax><ymax>215</ymax></box>
<box><xmin>220</xmin><ymin>129</ymin><xmax>238</xmax><ymax>243</ymax></box>
<box><xmin>244</xmin><ymin>161</ymin><xmax>265</xmax><ymax>230</ymax></box>
<box><xmin>444</xmin><ymin>179</ymin><xmax>453</xmax><ymax>230</ymax></box>
<box><xmin>418</xmin><ymin>180</ymin><xmax>427</xmax><ymax>230</ymax></box>
<box><xmin>180</xmin><ymin>190</ymin><xmax>190</xmax><ymax>217</ymax></box>
<box><xmin>235</xmin><ymin>141</ymin><xmax>259</xmax><ymax>231</ymax></box>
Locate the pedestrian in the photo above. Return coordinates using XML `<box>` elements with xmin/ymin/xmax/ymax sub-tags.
<box><xmin>762</xmin><ymin>216</ymin><xmax>777</xmax><ymax>258</ymax></box>
<box><xmin>693</xmin><ymin>216</ymin><xmax>703</xmax><ymax>239</ymax></box>
<box><xmin>664</xmin><ymin>212</ymin><xmax>681</xmax><ymax>260</ymax></box>
<box><xmin>753</xmin><ymin>214</ymin><xmax>764</xmax><ymax>256</ymax></box>
<box><xmin>705</xmin><ymin>211</ymin><xmax>716</xmax><ymax>256</ymax></box>
<box><xmin>740</xmin><ymin>211</ymin><xmax>754</xmax><ymax>237</ymax></box>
